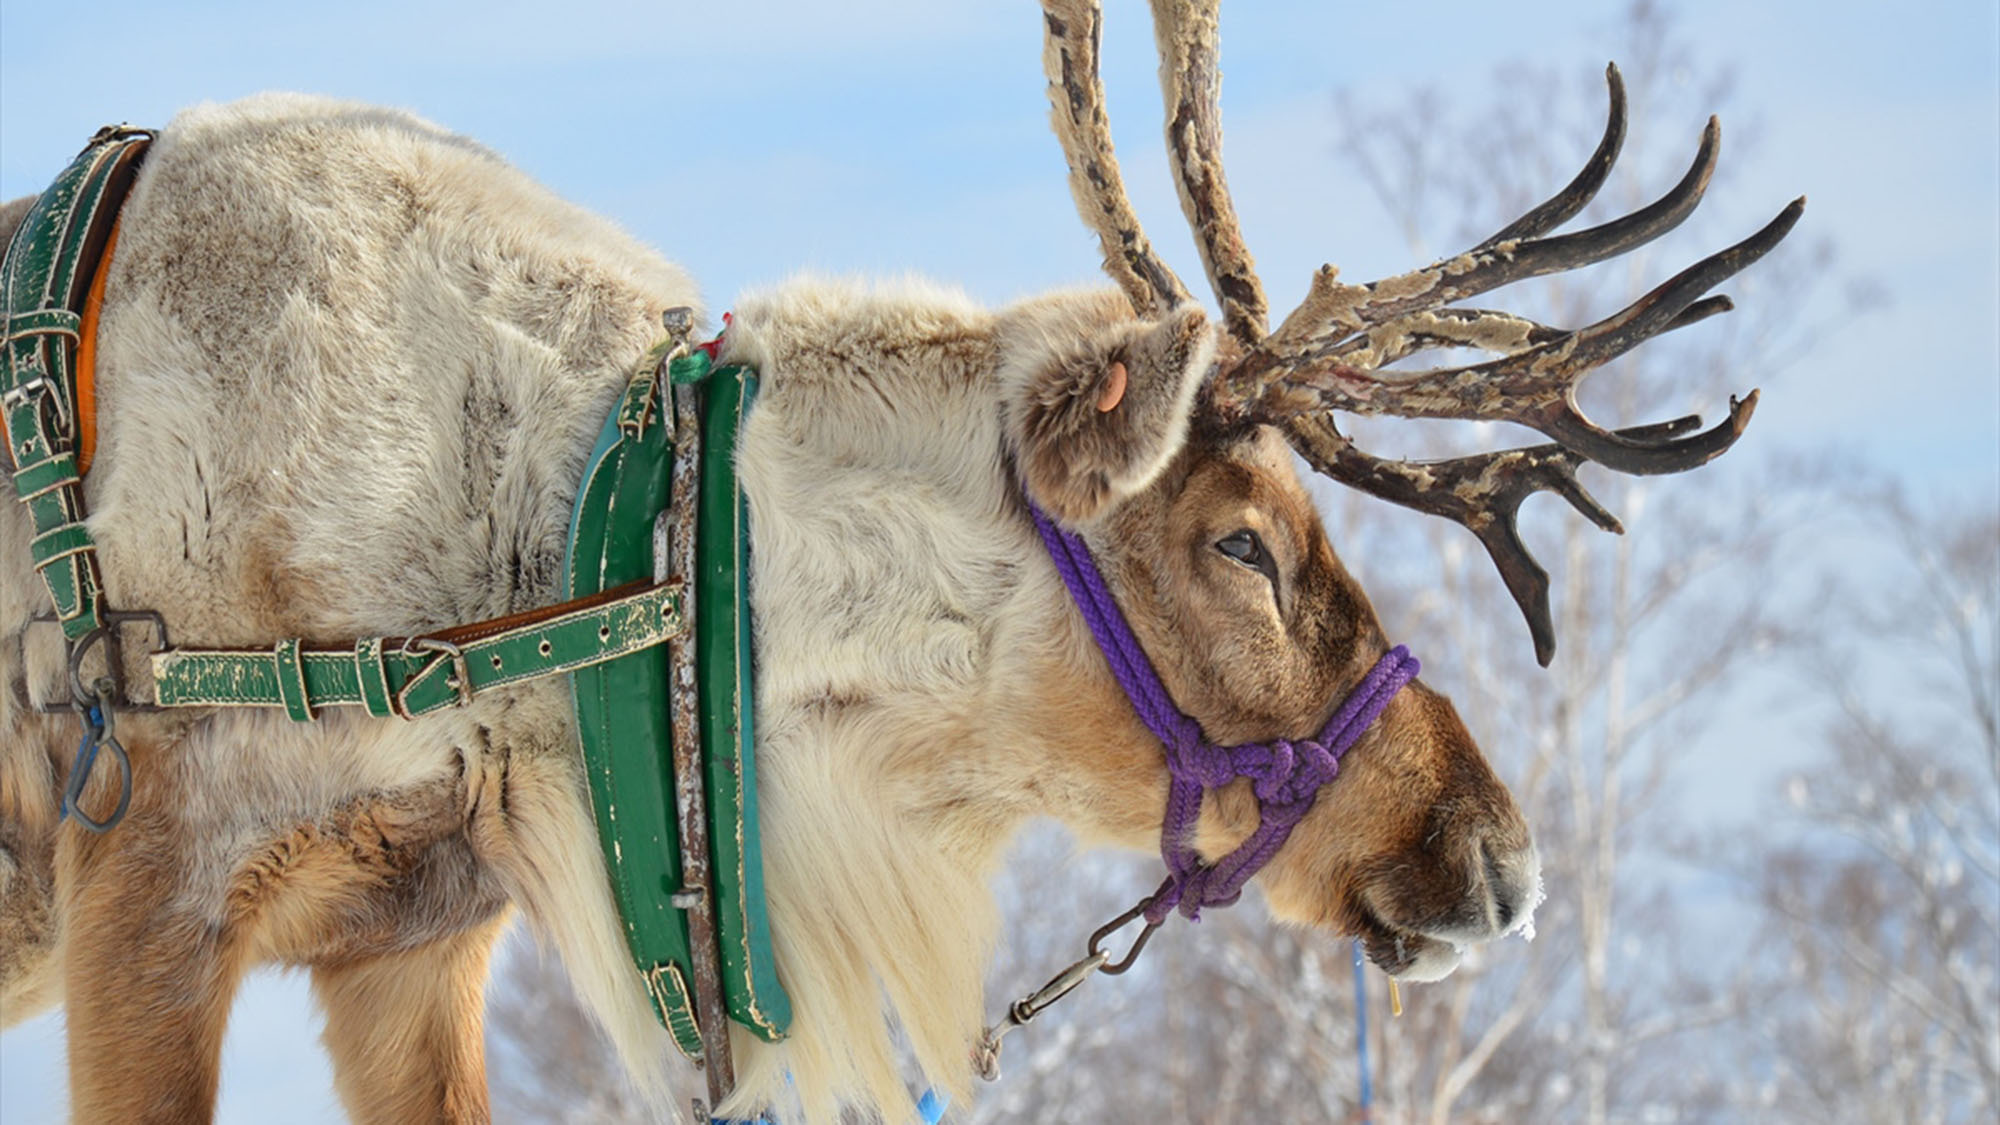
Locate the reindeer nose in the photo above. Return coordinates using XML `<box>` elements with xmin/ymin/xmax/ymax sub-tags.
<box><xmin>1479</xmin><ymin>836</ymin><xmax>1542</xmax><ymax>936</ymax></box>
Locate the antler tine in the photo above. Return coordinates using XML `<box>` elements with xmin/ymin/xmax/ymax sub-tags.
<box><xmin>1266</xmin><ymin>198</ymin><xmax>1803</xmax><ymax>471</ymax></box>
<box><xmin>1149</xmin><ymin>0</ymin><xmax>1269</xmax><ymax>346</ymax></box>
<box><xmin>1285</xmin><ymin>107</ymin><xmax>1713</xmax><ymax>358</ymax></box>
<box><xmin>1273</xmin><ymin>195</ymin><xmax>1805</xmax><ymax>664</ymax></box>
<box><xmin>1473</xmin><ymin>64</ymin><xmax>1628</xmax><ymax>251</ymax></box>
<box><xmin>1205</xmin><ymin>79</ymin><xmax>1714</xmax><ymax>421</ymax></box>
<box><xmin>1286</xmin><ymin>411</ymin><xmax>1703</xmax><ymax>666</ymax></box>
<box><xmin>1325</xmin><ymin>295</ymin><xmax>1731</xmax><ymax>372</ymax></box>
<box><xmin>1043</xmin><ymin>0</ymin><xmax>1195</xmax><ymax>317</ymax></box>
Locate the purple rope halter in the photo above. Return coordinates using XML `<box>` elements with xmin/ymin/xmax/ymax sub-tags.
<box><xmin>1028</xmin><ymin>501</ymin><xmax>1419</xmax><ymax>925</ymax></box>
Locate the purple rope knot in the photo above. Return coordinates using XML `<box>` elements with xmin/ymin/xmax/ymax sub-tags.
<box><xmin>1249</xmin><ymin>740</ymin><xmax>1296</xmax><ymax>800</ymax></box>
<box><xmin>1027</xmin><ymin>501</ymin><xmax>1421</xmax><ymax>925</ymax></box>
<box><xmin>1256</xmin><ymin>739</ymin><xmax>1342</xmax><ymax>821</ymax></box>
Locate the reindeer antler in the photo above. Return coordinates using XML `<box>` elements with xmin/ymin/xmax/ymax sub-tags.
<box><xmin>1041</xmin><ymin>0</ymin><xmax>1804</xmax><ymax>666</ymax></box>
<box><xmin>1044</xmin><ymin>0</ymin><xmax>1194</xmax><ymax>318</ymax></box>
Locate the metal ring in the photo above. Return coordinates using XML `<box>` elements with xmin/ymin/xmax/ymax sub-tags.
<box><xmin>65</xmin><ymin>627</ymin><xmax>114</xmax><ymax>708</ymax></box>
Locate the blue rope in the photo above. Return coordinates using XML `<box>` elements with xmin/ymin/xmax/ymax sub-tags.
<box><xmin>1352</xmin><ymin>942</ymin><xmax>1373</xmax><ymax>1123</ymax></box>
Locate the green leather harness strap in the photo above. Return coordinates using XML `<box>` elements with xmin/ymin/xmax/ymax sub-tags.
<box><xmin>1</xmin><ymin>127</ymin><xmax>150</xmax><ymax>641</ymax></box>
<box><xmin>151</xmin><ymin>580</ymin><xmax>685</xmax><ymax>718</ymax></box>
<box><xmin>147</xmin><ymin>334</ymin><xmax>686</xmax><ymax>716</ymax></box>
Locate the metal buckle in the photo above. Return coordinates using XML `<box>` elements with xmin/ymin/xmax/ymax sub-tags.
<box><xmin>26</xmin><ymin>609</ymin><xmax>171</xmax><ymax>713</ymax></box>
<box><xmin>400</xmin><ymin>636</ymin><xmax>473</xmax><ymax>713</ymax></box>
<box><xmin>2</xmin><ymin>372</ymin><xmax>73</xmax><ymax>440</ymax></box>
<box><xmin>86</xmin><ymin>124</ymin><xmax>156</xmax><ymax>146</ymax></box>
<box><xmin>2</xmin><ymin>376</ymin><xmax>50</xmax><ymax>409</ymax></box>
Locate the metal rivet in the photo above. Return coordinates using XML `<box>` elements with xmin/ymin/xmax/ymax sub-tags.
<box><xmin>538</xmin><ymin>639</ymin><xmax>552</xmax><ymax>657</ymax></box>
<box><xmin>490</xmin><ymin>654</ymin><xmax>503</xmax><ymax>670</ymax></box>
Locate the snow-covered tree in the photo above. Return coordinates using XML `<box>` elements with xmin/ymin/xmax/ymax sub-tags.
<box><xmin>1736</xmin><ymin>495</ymin><xmax>1999</xmax><ymax>1123</ymax></box>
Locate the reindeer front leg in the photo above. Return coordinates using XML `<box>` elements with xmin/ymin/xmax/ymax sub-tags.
<box><xmin>313</xmin><ymin>916</ymin><xmax>506</xmax><ymax>1125</ymax></box>
<box><xmin>60</xmin><ymin>785</ymin><xmax>247</xmax><ymax>1123</ymax></box>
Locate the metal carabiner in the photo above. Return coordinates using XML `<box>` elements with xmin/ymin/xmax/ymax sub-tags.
<box><xmin>61</xmin><ymin>679</ymin><xmax>131</xmax><ymax>833</ymax></box>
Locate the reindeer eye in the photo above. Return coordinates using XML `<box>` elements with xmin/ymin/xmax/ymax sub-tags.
<box><xmin>1215</xmin><ymin>530</ymin><xmax>1280</xmax><ymax>593</ymax></box>
<box><xmin>1217</xmin><ymin>530</ymin><xmax>1262</xmax><ymax>565</ymax></box>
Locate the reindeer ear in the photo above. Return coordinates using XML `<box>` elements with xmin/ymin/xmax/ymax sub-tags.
<box><xmin>1002</xmin><ymin>301</ymin><xmax>1215</xmax><ymax>525</ymax></box>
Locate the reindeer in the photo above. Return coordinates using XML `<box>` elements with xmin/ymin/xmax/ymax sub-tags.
<box><xmin>0</xmin><ymin>0</ymin><xmax>1796</xmax><ymax>1120</ymax></box>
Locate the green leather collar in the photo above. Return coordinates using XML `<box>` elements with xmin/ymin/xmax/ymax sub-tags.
<box><xmin>566</xmin><ymin>339</ymin><xmax>791</xmax><ymax>1058</ymax></box>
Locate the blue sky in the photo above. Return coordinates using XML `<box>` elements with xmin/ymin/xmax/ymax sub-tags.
<box><xmin>2</xmin><ymin>1</ymin><xmax>1994</xmax><ymax>1121</ymax></box>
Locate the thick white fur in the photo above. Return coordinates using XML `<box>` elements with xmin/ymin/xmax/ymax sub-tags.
<box><xmin>1</xmin><ymin>94</ymin><xmax>699</xmax><ymax>1110</ymax></box>
<box><xmin>724</xmin><ymin>280</ymin><xmax>1185</xmax><ymax>1120</ymax></box>
<box><xmin>0</xmin><ymin>96</ymin><xmax>1210</xmax><ymax>1122</ymax></box>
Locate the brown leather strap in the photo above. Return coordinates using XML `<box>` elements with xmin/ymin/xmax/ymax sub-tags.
<box><xmin>430</xmin><ymin>577</ymin><xmax>654</xmax><ymax>646</ymax></box>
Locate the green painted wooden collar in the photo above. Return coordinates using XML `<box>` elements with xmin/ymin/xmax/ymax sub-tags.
<box><xmin>145</xmin><ymin>334</ymin><xmax>796</xmax><ymax>1058</ymax></box>
<box><xmin>567</xmin><ymin>340</ymin><xmax>792</xmax><ymax>1057</ymax></box>
<box><xmin>153</xmin><ymin>335</ymin><xmax>797</xmax><ymax>1053</ymax></box>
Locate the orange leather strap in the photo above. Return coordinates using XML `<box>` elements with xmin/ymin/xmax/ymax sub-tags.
<box><xmin>74</xmin><ymin>215</ymin><xmax>120</xmax><ymax>476</ymax></box>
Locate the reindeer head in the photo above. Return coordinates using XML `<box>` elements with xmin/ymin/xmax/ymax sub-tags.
<box><xmin>1012</xmin><ymin>0</ymin><xmax>1798</xmax><ymax>977</ymax></box>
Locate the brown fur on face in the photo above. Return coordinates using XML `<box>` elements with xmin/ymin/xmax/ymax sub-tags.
<box><xmin>1084</xmin><ymin>423</ymin><xmax>1539</xmax><ymax>977</ymax></box>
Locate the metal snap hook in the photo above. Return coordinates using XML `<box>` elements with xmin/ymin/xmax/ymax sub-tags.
<box><xmin>61</xmin><ymin>678</ymin><xmax>131</xmax><ymax>833</ymax></box>
<box><xmin>975</xmin><ymin>876</ymin><xmax>1176</xmax><ymax>1082</ymax></box>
